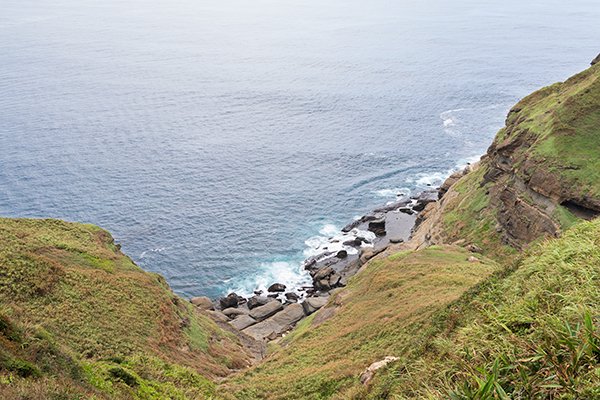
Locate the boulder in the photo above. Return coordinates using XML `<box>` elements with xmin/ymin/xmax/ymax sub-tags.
<box><xmin>229</xmin><ymin>315</ymin><xmax>257</xmax><ymax>330</ymax></box>
<box><xmin>242</xmin><ymin>319</ymin><xmax>279</xmax><ymax>341</ymax></box>
<box><xmin>270</xmin><ymin>303</ymin><xmax>305</xmax><ymax>327</ymax></box>
<box><xmin>207</xmin><ymin>310</ymin><xmax>229</xmax><ymax>323</ymax></box>
<box><xmin>219</xmin><ymin>293</ymin><xmax>240</xmax><ymax>309</ymax></box>
<box><xmin>313</xmin><ymin>267</ymin><xmax>333</xmax><ymax>280</ymax></box>
<box><xmin>592</xmin><ymin>53</ymin><xmax>600</xmax><ymax>65</ymax></box>
<box><xmin>468</xmin><ymin>256</ymin><xmax>480</xmax><ymax>263</ymax></box>
<box><xmin>222</xmin><ymin>307</ymin><xmax>249</xmax><ymax>318</ymax></box>
<box><xmin>268</xmin><ymin>283</ymin><xmax>286</xmax><ymax>292</ymax></box>
<box><xmin>247</xmin><ymin>296</ymin><xmax>271</xmax><ymax>310</ymax></box>
<box><xmin>328</xmin><ymin>273</ymin><xmax>342</xmax><ymax>287</ymax></box>
<box><xmin>190</xmin><ymin>296</ymin><xmax>214</xmax><ymax>310</ymax></box>
<box><xmin>343</xmin><ymin>238</ymin><xmax>363</xmax><ymax>247</ymax></box>
<box><xmin>249</xmin><ymin>300</ymin><xmax>284</xmax><ymax>321</ymax></box>
<box><xmin>398</xmin><ymin>207</ymin><xmax>414</xmax><ymax>215</ymax></box>
<box><xmin>242</xmin><ymin>304</ymin><xmax>305</xmax><ymax>341</ymax></box>
<box><xmin>302</xmin><ymin>296</ymin><xmax>328</xmax><ymax>315</ymax></box>
<box><xmin>368</xmin><ymin>219</ymin><xmax>386</xmax><ymax>237</ymax></box>
<box><xmin>336</xmin><ymin>250</ymin><xmax>348</xmax><ymax>259</ymax></box>
<box><xmin>285</xmin><ymin>292</ymin><xmax>300</xmax><ymax>302</ymax></box>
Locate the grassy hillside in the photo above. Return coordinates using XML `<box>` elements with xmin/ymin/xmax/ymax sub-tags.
<box><xmin>366</xmin><ymin>219</ymin><xmax>600</xmax><ymax>399</ymax></box>
<box><xmin>221</xmin><ymin>247</ymin><xmax>500</xmax><ymax>399</ymax></box>
<box><xmin>0</xmin><ymin>218</ymin><xmax>250</xmax><ymax>400</ymax></box>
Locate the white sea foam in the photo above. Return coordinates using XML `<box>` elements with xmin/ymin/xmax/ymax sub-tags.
<box><xmin>227</xmin><ymin>260</ymin><xmax>313</xmax><ymax>298</ymax></box>
<box><xmin>374</xmin><ymin>187</ymin><xmax>411</xmax><ymax>198</ymax></box>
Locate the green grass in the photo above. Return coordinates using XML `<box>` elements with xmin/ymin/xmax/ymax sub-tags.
<box><xmin>0</xmin><ymin>218</ymin><xmax>249</xmax><ymax>399</ymax></box>
<box><xmin>365</xmin><ymin>219</ymin><xmax>600</xmax><ymax>399</ymax></box>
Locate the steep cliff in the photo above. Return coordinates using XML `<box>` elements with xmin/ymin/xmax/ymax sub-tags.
<box><xmin>412</xmin><ymin>61</ymin><xmax>600</xmax><ymax>257</ymax></box>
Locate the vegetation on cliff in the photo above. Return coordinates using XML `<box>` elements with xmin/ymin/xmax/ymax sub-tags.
<box><xmin>0</xmin><ymin>218</ymin><xmax>250</xmax><ymax>399</ymax></box>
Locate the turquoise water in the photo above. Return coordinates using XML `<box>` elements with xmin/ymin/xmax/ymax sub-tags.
<box><xmin>1</xmin><ymin>0</ymin><xmax>599</xmax><ymax>298</ymax></box>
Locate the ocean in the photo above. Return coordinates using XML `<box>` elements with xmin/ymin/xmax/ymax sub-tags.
<box><xmin>1</xmin><ymin>0</ymin><xmax>599</xmax><ymax>298</ymax></box>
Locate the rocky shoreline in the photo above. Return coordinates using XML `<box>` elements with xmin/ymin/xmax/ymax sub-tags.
<box><xmin>189</xmin><ymin>189</ymin><xmax>440</xmax><ymax>343</ymax></box>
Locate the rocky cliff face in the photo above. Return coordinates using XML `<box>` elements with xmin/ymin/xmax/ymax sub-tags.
<box><xmin>411</xmin><ymin>61</ymin><xmax>600</xmax><ymax>254</ymax></box>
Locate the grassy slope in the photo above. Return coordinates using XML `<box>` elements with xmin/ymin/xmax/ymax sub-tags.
<box><xmin>0</xmin><ymin>218</ymin><xmax>249</xmax><ymax>400</ymax></box>
<box><xmin>222</xmin><ymin>246</ymin><xmax>499</xmax><ymax>399</ymax></box>
<box><xmin>367</xmin><ymin>219</ymin><xmax>600</xmax><ymax>399</ymax></box>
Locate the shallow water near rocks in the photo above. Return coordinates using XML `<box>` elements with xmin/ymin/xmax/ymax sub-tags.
<box><xmin>1</xmin><ymin>0</ymin><xmax>599</xmax><ymax>298</ymax></box>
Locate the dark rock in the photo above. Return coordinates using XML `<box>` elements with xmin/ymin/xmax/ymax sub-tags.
<box><xmin>285</xmin><ymin>292</ymin><xmax>300</xmax><ymax>302</ymax></box>
<box><xmin>247</xmin><ymin>296</ymin><xmax>271</xmax><ymax>310</ymax></box>
<box><xmin>219</xmin><ymin>293</ymin><xmax>239</xmax><ymax>309</ymax></box>
<box><xmin>336</xmin><ymin>250</ymin><xmax>348</xmax><ymax>259</ymax></box>
<box><xmin>368</xmin><ymin>219</ymin><xmax>386</xmax><ymax>237</ymax></box>
<box><xmin>253</xmin><ymin>290</ymin><xmax>263</xmax><ymax>296</ymax></box>
<box><xmin>343</xmin><ymin>237</ymin><xmax>363</xmax><ymax>247</ymax></box>
<box><xmin>398</xmin><ymin>207</ymin><xmax>414</xmax><ymax>215</ymax></box>
<box><xmin>592</xmin><ymin>53</ymin><xmax>600</xmax><ymax>65</ymax></box>
<box><xmin>267</xmin><ymin>294</ymin><xmax>279</xmax><ymax>299</ymax></box>
<box><xmin>268</xmin><ymin>283</ymin><xmax>286</xmax><ymax>292</ymax></box>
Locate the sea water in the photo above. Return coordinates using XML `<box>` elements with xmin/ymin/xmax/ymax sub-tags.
<box><xmin>1</xmin><ymin>0</ymin><xmax>599</xmax><ymax>298</ymax></box>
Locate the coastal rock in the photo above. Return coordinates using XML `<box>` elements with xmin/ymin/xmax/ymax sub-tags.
<box><xmin>285</xmin><ymin>292</ymin><xmax>300</xmax><ymax>302</ymax></box>
<box><xmin>302</xmin><ymin>296</ymin><xmax>328</xmax><ymax>315</ymax></box>
<box><xmin>242</xmin><ymin>319</ymin><xmax>279</xmax><ymax>341</ymax></box>
<box><xmin>222</xmin><ymin>307</ymin><xmax>249</xmax><ymax>318</ymax></box>
<box><xmin>190</xmin><ymin>296</ymin><xmax>214</xmax><ymax>310</ymax></box>
<box><xmin>336</xmin><ymin>250</ymin><xmax>348</xmax><ymax>259</ymax></box>
<box><xmin>398</xmin><ymin>207</ymin><xmax>414</xmax><ymax>215</ymax></box>
<box><xmin>368</xmin><ymin>219</ymin><xmax>386</xmax><ymax>237</ymax></box>
<box><xmin>207</xmin><ymin>310</ymin><xmax>229</xmax><ymax>323</ymax></box>
<box><xmin>343</xmin><ymin>237</ymin><xmax>364</xmax><ymax>247</ymax></box>
<box><xmin>247</xmin><ymin>296</ymin><xmax>271</xmax><ymax>310</ymax></box>
<box><xmin>270</xmin><ymin>303</ymin><xmax>305</xmax><ymax>327</ymax></box>
<box><xmin>219</xmin><ymin>293</ymin><xmax>240</xmax><ymax>309</ymax></box>
<box><xmin>229</xmin><ymin>315</ymin><xmax>257</xmax><ymax>330</ymax></box>
<box><xmin>328</xmin><ymin>273</ymin><xmax>342</xmax><ymax>287</ymax></box>
<box><xmin>249</xmin><ymin>300</ymin><xmax>284</xmax><ymax>321</ymax></box>
<box><xmin>314</xmin><ymin>267</ymin><xmax>333</xmax><ymax>280</ymax></box>
<box><xmin>592</xmin><ymin>53</ymin><xmax>600</xmax><ymax>65</ymax></box>
<box><xmin>242</xmin><ymin>303</ymin><xmax>305</xmax><ymax>341</ymax></box>
<box><xmin>268</xmin><ymin>283</ymin><xmax>286</xmax><ymax>292</ymax></box>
